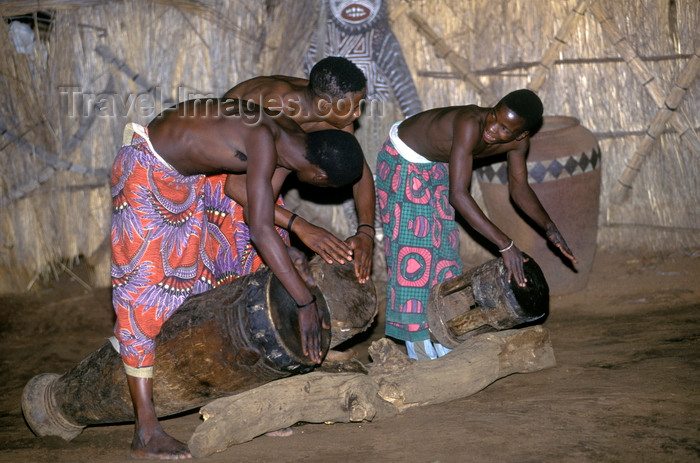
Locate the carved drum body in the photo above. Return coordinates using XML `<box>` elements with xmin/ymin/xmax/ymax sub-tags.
<box><xmin>22</xmin><ymin>258</ymin><xmax>377</xmax><ymax>440</ymax></box>
<box><xmin>427</xmin><ymin>256</ymin><xmax>549</xmax><ymax>348</ymax></box>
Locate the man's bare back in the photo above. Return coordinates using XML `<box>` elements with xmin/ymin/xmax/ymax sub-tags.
<box><xmin>224</xmin><ymin>76</ymin><xmax>338</xmax><ymax>133</ymax></box>
<box><xmin>147</xmin><ymin>99</ymin><xmax>305</xmax><ymax>177</ymax></box>
<box><xmin>224</xmin><ymin>75</ymin><xmax>363</xmax><ymax>133</ymax></box>
<box><xmin>224</xmin><ymin>76</ymin><xmax>306</xmax><ymax>112</ymax></box>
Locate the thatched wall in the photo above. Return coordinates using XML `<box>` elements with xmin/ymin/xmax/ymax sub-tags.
<box><xmin>390</xmin><ymin>0</ymin><xmax>699</xmax><ymax>265</ymax></box>
<box><xmin>0</xmin><ymin>0</ymin><xmax>317</xmax><ymax>292</ymax></box>
<box><xmin>0</xmin><ymin>0</ymin><xmax>698</xmax><ymax>294</ymax></box>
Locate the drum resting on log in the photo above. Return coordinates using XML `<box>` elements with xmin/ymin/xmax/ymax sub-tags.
<box><xmin>187</xmin><ymin>256</ymin><xmax>555</xmax><ymax>457</ymax></box>
<box><xmin>21</xmin><ymin>256</ymin><xmax>377</xmax><ymax>441</ymax></box>
<box><xmin>23</xmin><ymin>254</ymin><xmax>554</xmax><ymax>456</ymax></box>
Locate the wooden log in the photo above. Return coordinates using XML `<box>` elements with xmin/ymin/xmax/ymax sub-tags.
<box><xmin>188</xmin><ymin>325</ymin><xmax>556</xmax><ymax>458</ymax></box>
<box><xmin>188</xmin><ymin>371</ymin><xmax>388</xmax><ymax>457</ymax></box>
<box><xmin>368</xmin><ymin>326</ymin><xmax>555</xmax><ymax>409</ymax></box>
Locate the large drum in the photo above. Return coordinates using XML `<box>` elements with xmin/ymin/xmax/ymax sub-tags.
<box><xmin>476</xmin><ymin>116</ymin><xmax>601</xmax><ymax>295</ymax></box>
<box><xmin>22</xmin><ymin>258</ymin><xmax>377</xmax><ymax>441</ymax></box>
<box><xmin>427</xmin><ymin>256</ymin><xmax>549</xmax><ymax>348</ymax></box>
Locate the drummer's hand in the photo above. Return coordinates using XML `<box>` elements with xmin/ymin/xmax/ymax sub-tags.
<box><xmin>545</xmin><ymin>224</ymin><xmax>578</xmax><ymax>264</ymax></box>
<box><xmin>501</xmin><ymin>245</ymin><xmax>528</xmax><ymax>287</ymax></box>
<box><xmin>286</xmin><ymin>246</ymin><xmax>317</xmax><ymax>288</ymax></box>
<box><xmin>298</xmin><ymin>301</ymin><xmax>329</xmax><ymax>364</ymax></box>
<box><xmin>345</xmin><ymin>232</ymin><xmax>374</xmax><ymax>283</ymax></box>
<box><xmin>295</xmin><ymin>220</ymin><xmax>353</xmax><ymax>265</ymax></box>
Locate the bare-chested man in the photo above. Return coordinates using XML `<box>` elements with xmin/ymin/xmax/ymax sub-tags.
<box><xmin>223</xmin><ymin>56</ymin><xmax>375</xmax><ymax>283</ymax></box>
<box><xmin>375</xmin><ymin>89</ymin><xmax>577</xmax><ymax>361</ymax></box>
<box><xmin>111</xmin><ymin>98</ymin><xmax>364</xmax><ymax>459</ymax></box>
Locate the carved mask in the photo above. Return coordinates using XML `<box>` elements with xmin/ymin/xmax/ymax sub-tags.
<box><xmin>328</xmin><ymin>0</ymin><xmax>385</xmax><ymax>34</ymax></box>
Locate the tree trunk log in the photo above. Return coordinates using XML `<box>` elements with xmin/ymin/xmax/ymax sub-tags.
<box><xmin>189</xmin><ymin>325</ymin><xmax>555</xmax><ymax>457</ymax></box>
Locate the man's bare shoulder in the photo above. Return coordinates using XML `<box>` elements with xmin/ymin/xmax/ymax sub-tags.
<box><xmin>407</xmin><ymin>105</ymin><xmax>481</xmax><ymax>126</ymax></box>
<box><xmin>225</xmin><ymin>75</ymin><xmax>308</xmax><ymax>99</ymax></box>
<box><xmin>448</xmin><ymin>104</ymin><xmax>484</xmax><ymax>122</ymax></box>
<box><xmin>451</xmin><ymin>105</ymin><xmax>487</xmax><ymax>132</ymax></box>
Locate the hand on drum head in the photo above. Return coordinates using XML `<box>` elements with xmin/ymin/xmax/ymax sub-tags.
<box><xmin>501</xmin><ymin>245</ymin><xmax>528</xmax><ymax>287</ymax></box>
<box><xmin>297</xmin><ymin>302</ymin><xmax>330</xmax><ymax>364</ymax></box>
<box><xmin>294</xmin><ymin>220</ymin><xmax>354</xmax><ymax>265</ymax></box>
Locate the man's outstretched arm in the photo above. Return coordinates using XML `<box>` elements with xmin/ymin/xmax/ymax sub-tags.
<box><xmin>448</xmin><ymin>116</ymin><xmax>528</xmax><ymax>286</ymax></box>
<box><xmin>507</xmin><ymin>148</ymin><xmax>577</xmax><ymax>264</ymax></box>
<box><xmin>244</xmin><ymin>128</ymin><xmax>328</xmax><ymax>363</ymax></box>
<box><xmin>345</xmin><ymin>160</ymin><xmax>376</xmax><ymax>283</ymax></box>
<box><xmin>225</xmin><ymin>172</ymin><xmax>354</xmax><ymax>266</ymax></box>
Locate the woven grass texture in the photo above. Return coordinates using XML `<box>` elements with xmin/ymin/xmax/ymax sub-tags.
<box><xmin>0</xmin><ymin>0</ymin><xmax>697</xmax><ymax>293</ymax></box>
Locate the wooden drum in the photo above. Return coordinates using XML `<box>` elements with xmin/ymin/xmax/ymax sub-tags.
<box><xmin>427</xmin><ymin>256</ymin><xmax>549</xmax><ymax>348</ymax></box>
<box><xmin>22</xmin><ymin>258</ymin><xmax>376</xmax><ymax>440</ymax></box>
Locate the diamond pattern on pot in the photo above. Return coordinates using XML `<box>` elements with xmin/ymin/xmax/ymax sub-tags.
<box><xmin>476</xmin><ymin>147</ymin><xmax>601</xmax><ymax>184</ymax></box>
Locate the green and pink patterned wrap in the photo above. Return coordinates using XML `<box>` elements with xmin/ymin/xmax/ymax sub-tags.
<box><xmin>375</xmin><ymin>122</ymin><xmax>462</xmax><ymax>342</ymax></box>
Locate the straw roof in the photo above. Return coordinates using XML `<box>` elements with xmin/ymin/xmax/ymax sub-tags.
<box><xmin>0</xmin><ymin>0</ymin><xmax>697</xmax><ymax>293</ymax></box>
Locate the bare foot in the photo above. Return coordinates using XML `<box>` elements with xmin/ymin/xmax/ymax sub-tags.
<box><xmin>264</xmin><ymin>427</ymin><xmax>295</xmax><ymax>437</ymax></box>
<box><xmin>130</xmin><ymin>428</ymin><xmax>192</xmax><ymax>460</ymax></box>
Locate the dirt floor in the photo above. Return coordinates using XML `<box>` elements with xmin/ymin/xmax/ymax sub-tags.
<box><xmin>1</xmin><ymin>248</ymin><xmax>699</xmax><ymax>463</ymax></box>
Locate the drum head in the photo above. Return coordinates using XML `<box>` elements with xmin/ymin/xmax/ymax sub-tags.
<box><xmin>267</xmin><ymin>273</ymin><xmax>332</xmax><ymax>368</ymax></box>
<box><xmin>507</xmin><ymin>255</ymin><xmax>549</xmax><ymax>321</ymax></box>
